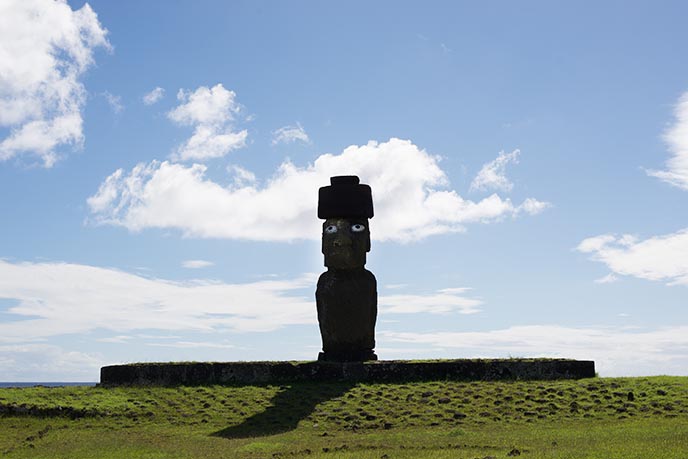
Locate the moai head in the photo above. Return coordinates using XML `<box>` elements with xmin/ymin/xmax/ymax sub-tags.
<box><xmin>318</xmin><ymin>176</ymin><xmax>374</xmax><ymax>270</ymax></box>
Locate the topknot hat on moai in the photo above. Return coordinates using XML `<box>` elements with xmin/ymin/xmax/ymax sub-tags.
<box><xmin>316</xmin><ymin>176</ymin><xmax>378</xmax><ymax>362</ymax></box>
<box><xmin>318</xmin><ymin>175</ymin><xmax>374</xmax><ymax>219</ymax></box>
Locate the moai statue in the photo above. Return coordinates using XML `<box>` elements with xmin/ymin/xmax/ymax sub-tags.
<box><xmin>316</xmin><ymin>176</ymin><xmax>377</xmax><ymax>362</ymax></box>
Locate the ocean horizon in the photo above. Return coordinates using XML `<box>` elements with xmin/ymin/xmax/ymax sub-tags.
<box><xmin>0</xmin><ymin>382</ymin><xmax>97</xmax><ymax>388</ymax></box>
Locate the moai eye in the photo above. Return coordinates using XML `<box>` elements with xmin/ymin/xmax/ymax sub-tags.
<box><xmin>351</xmin><ymin>223</ymin><xmax>366</xmax><ymax>233</ymax></box>
<box><xmin>325</xmin><ymin>225</ymin><xmax>338</xmax><ymax>234</ymax></box>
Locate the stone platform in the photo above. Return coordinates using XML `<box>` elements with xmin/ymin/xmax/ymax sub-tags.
<box><xmin>100</xmin><ymin>358</ymin><xmax>595</xmax><ymax>386</ymax></box>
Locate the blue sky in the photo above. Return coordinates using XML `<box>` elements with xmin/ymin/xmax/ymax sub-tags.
<box><xmin>1</xmin><ymin>0</ymin><xmax>688</xmax><ymax>381</ymax></box>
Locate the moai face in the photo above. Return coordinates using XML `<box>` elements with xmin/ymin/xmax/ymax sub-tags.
<box><xmin>322</xmin><ymin>217</ymin><xmax>371</xmax><ymax>269</ymax></box>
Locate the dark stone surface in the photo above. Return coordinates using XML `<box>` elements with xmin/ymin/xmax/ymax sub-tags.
<box><xmin>321</xmin><ymin>218</ymin><xmax>371</xmax><ymax>269</ymax></box>
<box><xmin>318</xmin><ymin>176</ymin><xmax>373</xmax><ymax>219</ymax></box>
<box><xmin>317</xmin><ymin>350</ymin><xmax>377</xmax><ymax>362</ymax></box>
<box><xmin>100</xmin><ymin>359</ymin><xmax>596</xmax><ymax>386</ymax></box>
<box><xmin>316</xmin><ymin>175</ymin><xmax>378</xmax><ymax>362</ymax></box>
<box><xmin>316</xmin><ymin>267</ymin><xmax>377</xmax><ymax>360</ymax></box>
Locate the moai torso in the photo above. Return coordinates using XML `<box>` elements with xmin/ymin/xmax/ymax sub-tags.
<box><xmin>316</xmin><ymin>177</ymin><xmax>378</xmax><ymax>362</ymax></box>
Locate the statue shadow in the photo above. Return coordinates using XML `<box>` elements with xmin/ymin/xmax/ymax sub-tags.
<box><xmin>212</xmin><ymin>381</ymin><xmax>355</xmax><ymax>439</ymax></box>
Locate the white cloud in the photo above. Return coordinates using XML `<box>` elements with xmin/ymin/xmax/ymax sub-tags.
<box><xmin>102</xmin><ymin>91</ymin><xmax>123</xmax><ymax>114</ymax></box>
<box><xmin>0</xmin><ymin>259</ymin><xmax>317</xmax><ymax>342</ymax></box>
<box><xmin>88</xmin><ymin>138</ymin><xmax>549</xmax><ymax>242</ymax></box>
<box><xmin>577</xmin><ymin>230</ymin><xmax>688</xmax><ymax>286</ymax></box>
<box><xmin>0</xmin><ymin>0</ymin><xmax>110</xmax><ymax>167</ymax></box>
<box><xmin>3</xmin><ymin>259</ymin><xmax>684</xmax><ymax>377</ymax></box>
<box><xmin>577</xmin><ymin>234</ymin><xmax>618</xmax><ymax>253</ymax></box>
<box><xmin>143</xmin><ymin>86</ymin><xmax>165</xmax><ymax>105</ymax></box>
<box><xmin>470</xmin><ymin>149</ymin><xmax>520</xmax><ymax>192</ymax></box>
<box><xmin>383</xmin><ymin>283</ymin><xmax>408</xmax><ymax>290</ymax></box>
<box><xmin>594</xmin><ymin>273</ymin><xmax>619</xmax><ymax>284</ymax></box>
<box><xmin>97</xmin><ymin>335</ymin><xmax>132</xmax><ymax>344</ymax></box>
<box><xmin>579</xmin><ymin>90</ymin><xmax>688</xmax><ymax>287</ymax></box>
<box><xmin>380</xmin><ymin>288</ymin><xmax>482</xmax><ymax>314</ymax></box>
<box><xmin>381</xmin><ymin>325</ymin><xmax>688</xmax><ymax>376</ymax></box>
<box><xmin>647</xmin><ymin>91</ymin><xmax>688</xmax><ymax>190</ymax></box>
<box><xmin>272</xmin><ymin>122</ymin><xmax>310</xmax><ymax>145</ymax></box>
<box><xmin>517</xmin><ymin>197</ymin><xmax>551</xmax><ymax>215</ymax></box>
<box><xmin>0</xmin><ymin>259</ymin><xmax>476</xmax><ymax>344</ymax></box>
<box><xmin>145</xmin><ymin>341</ymin><xmax>235</xmax><ymax>349</ymax></box>
<box><xmin>167</xmin><ymin>84</ymin><xmax>247</xmax><ymax>161</ymax></box>
<box><xmin>182</xmin><ymin>259</ymin><xmax>214</xmax><ymax>269</ymax></box>
<box><xmin>0</xmin><ymin>343</ymin><xmax>102</xmax><ymax>382</ymax></box>
<box><xmin>228</xmin><ymin>164</ymin><xmax>257</xmax><ymax>187</ymax></box>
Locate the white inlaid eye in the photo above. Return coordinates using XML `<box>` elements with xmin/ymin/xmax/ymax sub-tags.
<box><xmin>325</xmin><ymin>225</ymin><xmax>338</xmax><ymax>234</ymax></box>
<box><xmin>351</xmin><ymin>223</ymin><xmax>366</xmax><ymax>232</ymax></box>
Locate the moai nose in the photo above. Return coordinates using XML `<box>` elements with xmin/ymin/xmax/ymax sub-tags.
<box><xmin>333</xmin><ymin>235</ymin><xmax>352</xmax><ymax>247</ymax></box>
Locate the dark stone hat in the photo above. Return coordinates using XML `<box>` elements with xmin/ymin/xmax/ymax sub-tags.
<box><xmin>318</xmin><ymin>176</ymin><xmax>374</xmax><ymax>219</ymax></box>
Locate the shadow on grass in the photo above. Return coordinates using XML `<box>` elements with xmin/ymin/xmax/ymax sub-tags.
<box><xmin>213</xmin><ymin>382</ymin><xmax>354</xmax><ymax>439</ymax></box>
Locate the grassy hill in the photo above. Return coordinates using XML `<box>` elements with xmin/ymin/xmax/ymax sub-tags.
<box><xmin>1</xmin><ymin>376</ymin><xmax>686</xmax><ymax>458</ymax></box>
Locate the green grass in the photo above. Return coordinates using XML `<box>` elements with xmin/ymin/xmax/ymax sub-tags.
<box><xmin>1</xmin><ymin>376</ymin><xmax>686</xmax><ymax>458</ymax></box>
